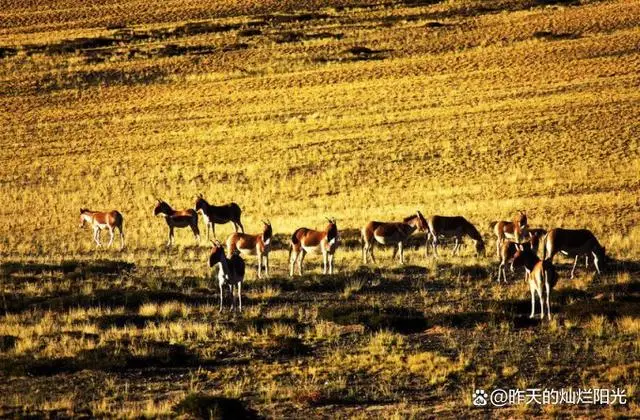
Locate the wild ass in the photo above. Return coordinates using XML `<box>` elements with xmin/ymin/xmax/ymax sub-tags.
<box><xmin>489</xmin><ymin>210</ymin><xmax>528</xmax><ymax>257</ymax></box>
<box><xmin>361</xmin><ymin>211</ymin><xmax>428</xmax><ymax>264</ymax></box>
<box><xmin>226</xmin><ymin>220</ymin><xmax>273</xmax><ymax>279</ymax></box>
<box><xmin>427</xmin><ymin>216</ymin><xmax>485</xmax><ymax>257</ymax></box>
<box><xmin>289</xmin><ymin>218</ymin><xmax>338</xmax><ymax>276</ymax></box>
<box><xmin>496</xmin><ymin>234</ymin><xmax>540</xmax><ymax>283</ymax></box>
<box><xmin>154</xmin><ymin>199</ymin><xmax>200</xmax><ymax>246</ymax></box>
<box><xmin>543</xmin><ymin>228</ymin><xmax>606</xmax><ymax>279</ymax></box>
<box><xmin>512</xmin><ymin>246</ymin><xmax>558</xmax><ymax>320</ymax></box>
<box><xmin>209</xmin><ymin>240</ymin><xmax>245</xmax><ymax>312</ymax></box>
<box><xmin>79</xmin><ymin>209</ymin><xmax>125</xmax><ymax>250</ymax></box>
<box><xmin>195</xmin><ymin>194</ymin><xmax>243</xmax><ymax>240</ymax></box>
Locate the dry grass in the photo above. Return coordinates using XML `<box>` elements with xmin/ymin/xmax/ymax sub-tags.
<box><xmin>0</xmin><ymin>0</ymin><xmax>639</xmax><ymax>417</ymax></box>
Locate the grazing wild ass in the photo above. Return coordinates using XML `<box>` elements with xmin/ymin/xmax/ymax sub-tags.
<box><xmin>512</xmin><ymin>246</ymin><xmax>558</xmax><ymax>320</ymax></box>
<box><xmin>427</xmin><ymin>216</ymin><xmax>485</xmax><ymax>257</ymax></box>
<box><xmin>209</xmin><ymin>240</ymin><xmax>245</xmax><ymax>312</ymax></box>
<box><xmin>154</xmin><ymin>199</ymin><xmax>200</xmax><ymax>246</ymax></box>
<box><xmin>496</xmin><ymin>234</ymin><xmax>540</xmax><ymax>283</ymax></box>
<box><xmin>79</xmin><ymin>209</ymin><xmax>125</xmax><ymax>250</ymax></box>
<box><xmin>290</xmin><ymin>218</ymin><xmax>339</xmax><ymax>276</ymax></box>
<box><xmin>543</xmin><ymin>228</ymin><xmax>606</xmax><ymax>279</ymax></box>
<box><xmin>361</xmin><ymin>211</ymin><xmax>428</xmax><ymax>264</ymax></box>
<box><xmin>490</xmin><ymin>210</ymin><xmax>528</xmax><ymax>257</ymax></box>
<box><xmin>226</xmin><ymin>220</ymin><xmax>273</xmax><ymax>279</ymax></box>
<box><xmin>195</xmin><ymin>194</ymin><xmax>243</xmax><ymax>240</ymax></box>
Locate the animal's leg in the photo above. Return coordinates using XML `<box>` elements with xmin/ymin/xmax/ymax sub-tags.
<box><xmin>545</xmin><ymin>273</ymin><xmax>552</xmax><ymax>320</ymax></box>
<box><xmin>298</xmin><ymin>250</ymin><xmax>306</xmax><ymax>276</ymax></box>
<box><xmin>398</xmin><ymin>242</ymin><xmax>404</xmax><ymax>264</ymax></box>
<box><xmin>264</xmin><ymin>254</ymin><xmax>269</xmax><ymax>278</ymax></box>
<box><xmin>119</xmin><ymin>226</ymin><xmax>125</xmax><ymax>250</ymax></box>
<box><xmin>329</xmin><ymin>253</ymin><xmax>335</xmax><ymax>274</ymax></box>
<box><xmin>362</xmin><ymin>241</ymin><xmax>368</xmax><ymax>264</ymax></box>
<box><xmin>257</xmin><ymin>253</ymin><xmax>262</xmax><ymax>279</ymax></box>
<box><xmin>585</xmin><ymin>255</ymin><xmax>589</xmax><ymax>268</ymax></box>
<box><xmin>93</xmin><ymin>227</ymin><xmax>101</xmax><ymax>246</ymax></box>
<box><xmin>571</xmin><ymin>255</ymin><xmax>579</xmax><ymax>279</ymax></box>
<box><xmin>592</xmin><ymin>252</ymin><xmax>601</xmax><ymax>275</ymax></box>
<box><xmin>238</xmin><ymin>282</ymin><xmax>242</xmax><ymax>312</ymax></box>
<box><xmin>452</xmin><ymin>237</ymin><xmax>460</xmax><ymax>256</ymax></box>
<box><xmin>191</xmin><ymin>223</ymin><xmax>200</xmax><ymax>243</ymax></box>
<box><xmin>322</xmin><ymin>250</ymin><xmax>328</xmax><ymax>274</ymax></box>
<box><xmin>529</xmin><ymin>282</ymin><xmax>536</xmax><ymax>318</ymax></box>
<box><xmin>498</xmin><ymin>261</ymin><xmax>504</xmax><ymax>283</ymax></box>
<box><xmin>391</xmin><ymin>245</ymin><xmax>398</xmax><ymax>262</ymax></box>
<box><xmin>229</xmin><ymin>284</ymin><xmax>234</xmax><ymax>311</ymax></box>
<box><xmin>211</xmin><ymin>223</ymin><xmax>216</xmax><ymax>239</ymax></box>
<box><xmin>538</xmin><ymin>283</ymin><xmax>545</xmax><ymax>320</ymax></box>
<box><xmin>219</xmin><ymin>282</ymin><xmax>224</xmax><ymax>312</ymax></box>
<box><xmin>432</xmin><ymin>237</ymin><xmax>439</xmax><ymax>258</ymax></box>
<box><xmin>107</xmin><ymin>227</ymin><xmax>114</xmax><ymax>247</ymax></box>
<box><xmin>237</xmin><ymin>220</ymin><xmax>245</xmax><ymax>233</ymax></box>
<box><xmin>289</xmin><ymin>250</ymin><xmax>297</xmax><ymax>277</ymax></box>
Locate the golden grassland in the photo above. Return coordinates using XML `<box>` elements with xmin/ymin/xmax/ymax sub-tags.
<box><xmin>1</xmin><ymin>0</ymin><xmax>639</xmax><ymax>417</ymax></box>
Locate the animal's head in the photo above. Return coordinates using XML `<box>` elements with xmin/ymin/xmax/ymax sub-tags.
<box><xmin>475</xmin><ymin>239</ymin><xmax>485</xmax><ymax>257</ymax></box>
<box><xmin>262</xmin><ymin>219</ymin><xmax>273</xmax><ymax>244</ymax></box>
<box><xmin>415</xmin><ymin>211</ymin><xmax>428</xmax><ymax>232</ymax></box>
<box><xmin>154</xmin><ymin>199</ymin><xmax>169</xmax><ymax>216</ymax></box>
<box><xmin>512</xmin><ymin>244</ymin><xmax>533</xmax><ymax>268</ymax></box>
<box><xmin>195</xmin><ymin>193</ymin><xmax>206</xmax><ymax>212</ymax></box>
<box><xmin>326</xmin><ymin>217</ymin><xmax>338</xmax><ymax>246</ymax></box>
<box><xmin>514</xmin><ymin>210</ymin><xmax>528</xmax><ymax>231</ymax></box>
<box><xmin>595</xmin><ymin>244</ymin><xmax>607</xmax><ymax>265</ymax></box>
<box><xmin>208</xmin><ymin>240</ymin><xmax>225</xmax><ymax>267</ymax></box>
<box><xmin>79</xmin><ymin>208</ymin><xmax>89</xmax><ymax>228</ymax></box>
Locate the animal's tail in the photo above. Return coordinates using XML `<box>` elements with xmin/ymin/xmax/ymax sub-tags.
<box><xmin>542</xmin><ymin>232</ymin><xmax>549</xmax><ymax>261</ymax></box>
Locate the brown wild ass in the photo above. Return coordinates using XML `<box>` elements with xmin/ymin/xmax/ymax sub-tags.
<box><xmin>496</xmin><ymin>234</ymin><xmax>540</xmax><ymax>283</ymax></box>
<box><xmin>289</xmin><ymin>218</ymin><xmax>338</xmax><ymax>276</ymax></box>
<box><xmin>489</xmin><ymin>210</ymin><xmax>528</xmax><ymax>257</ymax></box>
<box><xmin>209</xmin><ymin>240</ymin><xmax>245</xmax><ymax>312</ymax></box>
<box><xmin>427</xmin><ymin>216</ymin><xmax>485</xmax><ymax>257</ymax></box>
<box><xmin>154</xmin><ymin>199</ymin><xmax>200</xmax><ymax>246</ymax></box>
<box><xmin>195</xmin><ymin>194</ymin><xmax>243</xmax><ymax>240</ymax></box>
<box><xmin>361</xmin><ymin>211</ymin><xmax>428</xmax><ymax>264</ymax></box>
<box><xmin>543</xmin><ymin>228</ymin><xmax>606</xmax><ymax>279</ymax></box>
<box><xmin>226</xmin><ymin>220</ymin><xmax>272</xmax><ymax>279</ymax></box>
<box><xmin>512</xmin><ymin>246</ymin><xmax>558</xmax><ymax>320</ymax></box>
<box><xmin>79</xmin><ymin>209</ymin><xmax>125</xmax><ymax>250</ymax></box>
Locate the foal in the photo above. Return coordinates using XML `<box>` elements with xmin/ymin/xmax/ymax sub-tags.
<box><xmin>79</xmin><ymin>208</ymin><xmax>125</xmax><ymax>250</ymax></box>
<box><xmin>209</xmin><ymin>240</ymin><xmax>245</xmax><ymax>312</ymax></box>
<box><xmin>154</xmin><ymin>199</ymin><xmax>200</xmax><ymax>246</ymax></box>
<box><xmin>226</xmin><ymin>220</ymin><xmax>272</xmax><ymax>279</ymax></box>
<box><xmin>289</xmin><ymin>218</ymin><xmax>339</xmax><ymax>276</ymax></box>
<box><xmin>512</xmin><ymin>247</ymin><xmax>558</xmax><ymax>320</ymax></box>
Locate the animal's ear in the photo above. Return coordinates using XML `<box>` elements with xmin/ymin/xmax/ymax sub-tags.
<box><xmin>210</xmin><ymin>240</ymin><xmax>216</xmax><ymax>246</ymax></box>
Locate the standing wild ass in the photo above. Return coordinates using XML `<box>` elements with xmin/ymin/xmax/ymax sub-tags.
<box><xmin>290</xmin><ymin>218</ymin><xmax>339</xmax><ymax>276</ymax></box>
<box><xmin>195</xmin><ymin>194</ymin><xmax>243</xmax><ymax>240</ymax></box>
<box><xmin>79</xmin><ymin>208</ymin><xmax>125</xmax><ymax>250</ymax></box>
<box><xmin>543</xmin><ymin>228</ymin><xmax>606</xmax><ymax>278</ymax></box>
<box><xmin>496</xmin><ymin>234</ymin><xmax>540</xmax><ymax>283</ymax></box>
<box><xmin>361</xmin><ymin>211</ymin><xmax>428</xmax><ymax>264</ymax></box>
<box><xmin>226</xmin><ymin>220</ymin><xmax>273</xmax><ymax>279</ymax></box>
<box><xmin>154</xmin><ymin>199</ymin><xmax>200</xmax><ymax>246</ymax></box>
<box><xmin>490</xmin><ymin>210</ymin><xmax>528</xmax><ymax>257</ymax></box>
<box><xmin>209</xmin><ymin>240</ymin><xmax>245</xmax><ymax>312</ymax></box>
<box><xmin>512</xmin><ymin>246</ymin><xmax>558</xmax><ymax>320</ymax></box>
<box><xmin>427</xmin><ymin>215</ymin><xmax>485</xmax><ymax>257</ymax></box>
